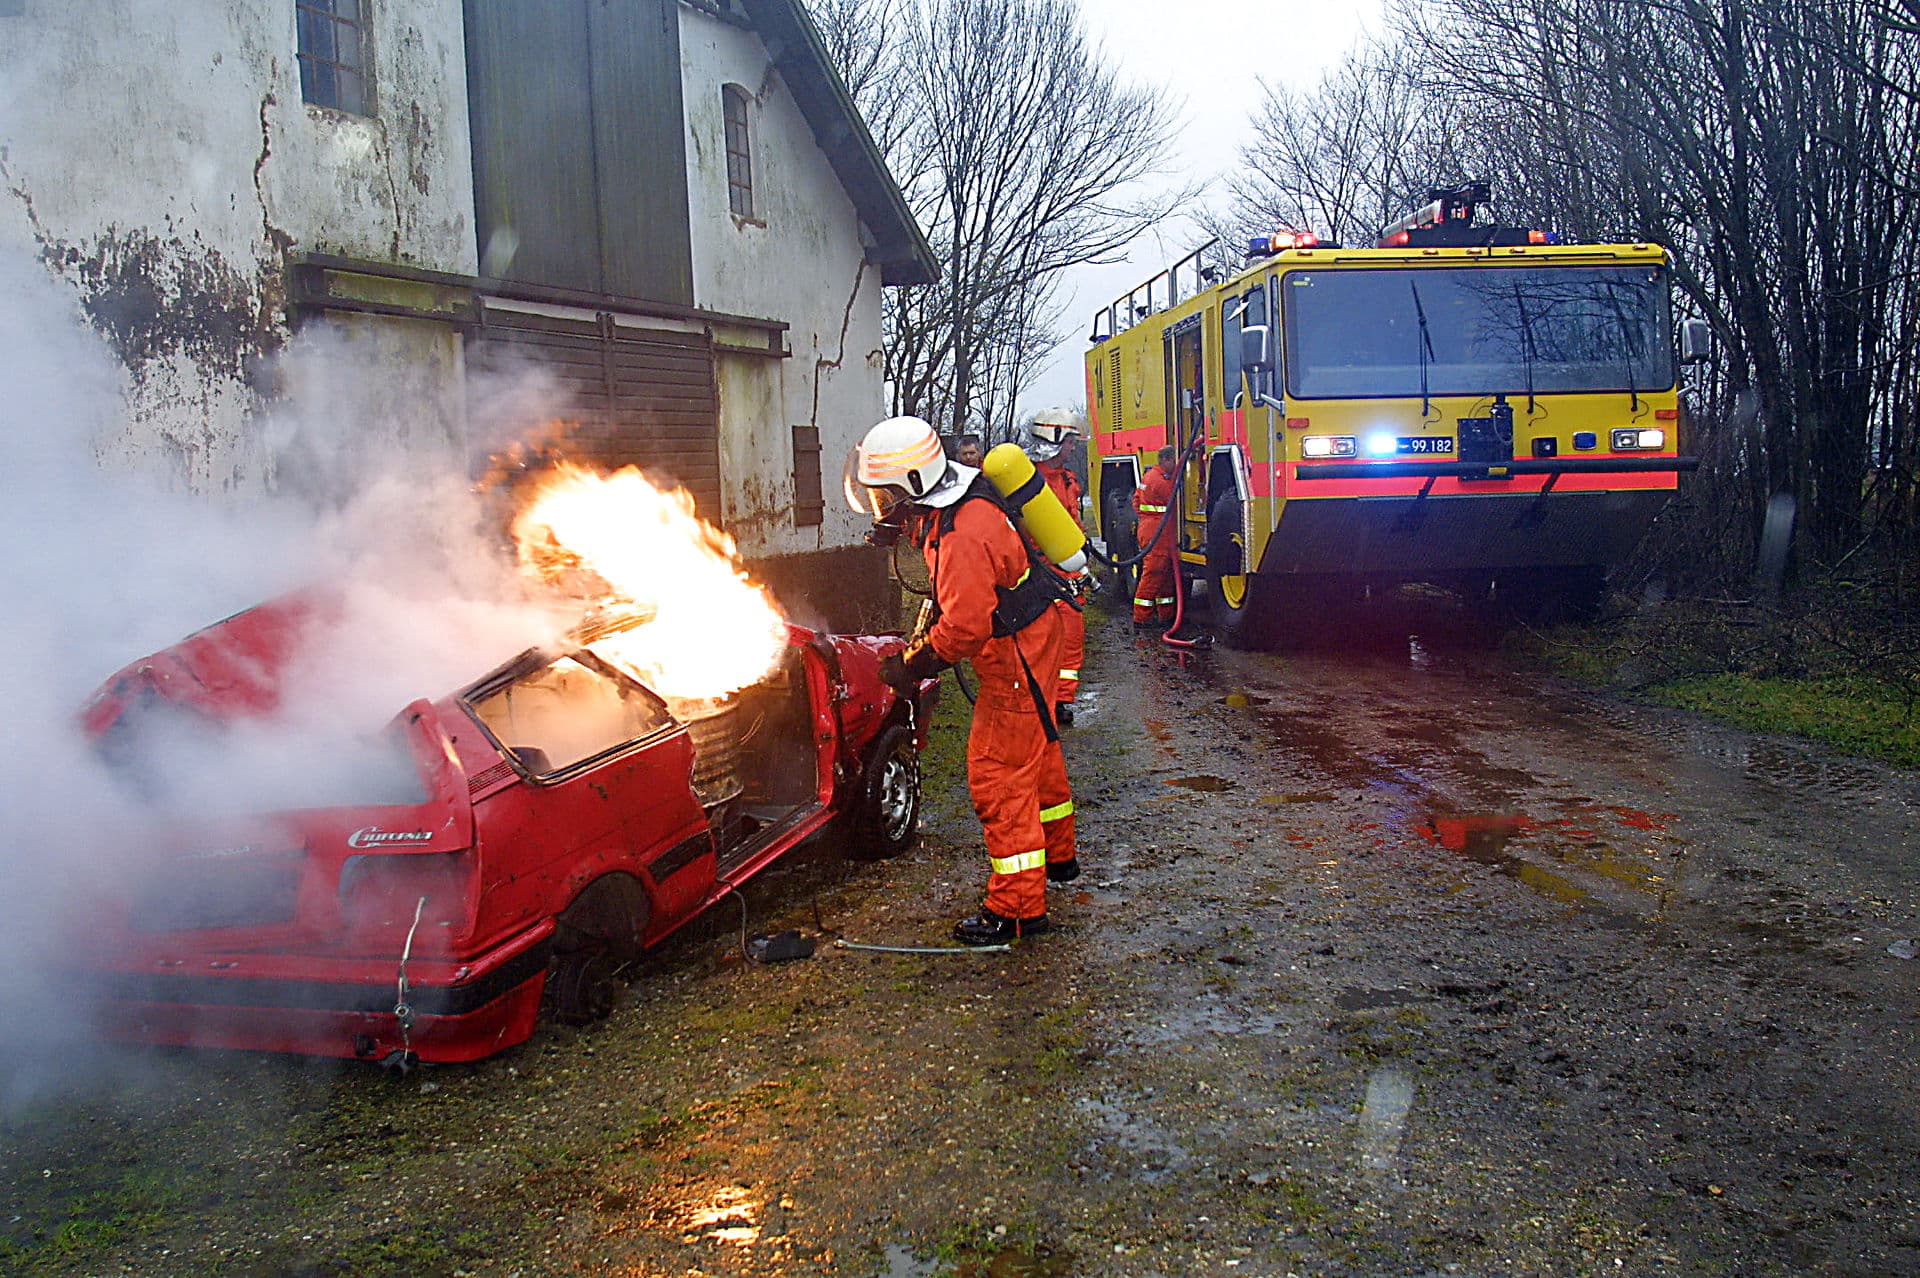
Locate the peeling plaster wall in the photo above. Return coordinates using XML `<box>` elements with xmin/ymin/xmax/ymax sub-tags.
<box><xmin>679</xmin><ymin>7</ymin><xmax>887</xmax><ymax>562</ymax></box>
<box><xmin>0</xmin><ymin>0</ymin><xmax>476</xmax><ymax>494</ymax></box>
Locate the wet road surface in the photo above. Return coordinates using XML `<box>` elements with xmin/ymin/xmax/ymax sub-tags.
<box><xmin>4</xmin><ymin>601</ymin><xmax>1919</xmax><ymax>1276</ymax></box>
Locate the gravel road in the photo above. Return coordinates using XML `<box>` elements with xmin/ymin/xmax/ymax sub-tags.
<box><xmin>4</xmin><ymin>600</ymin><xmax>1918</xmax><ymax>1277</ymax></box>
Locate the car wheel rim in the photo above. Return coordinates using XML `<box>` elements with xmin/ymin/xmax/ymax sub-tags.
<box><xmin>878</xmin><ymin>751</ymin><xmax>918</xmax><ymax>842</ymax></box>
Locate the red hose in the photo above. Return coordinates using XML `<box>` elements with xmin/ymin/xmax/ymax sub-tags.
<box><xmin>1160</xmin><ymin>537</ymin><xmax>1202</xmax><ymax>649</ymax></box>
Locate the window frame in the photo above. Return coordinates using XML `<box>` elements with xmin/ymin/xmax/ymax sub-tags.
<box><xmin>462</xmin><ymin>649</ymin><xmax>678</xmax><ymax>783</ymax></box>
<box><xmin>296</xmin><ymin>0</ymin><xmax>373</xmax><ymax>117</ymax></box>
<box><xmin>722</xmin><ymin>83</ymin><xmax>756</xmax><ymax>221</ymax></box>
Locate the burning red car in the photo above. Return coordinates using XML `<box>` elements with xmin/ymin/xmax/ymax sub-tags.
<box><xmin>71</xmin><ymin>592</ymin><xmax>933</xmax><ymax>1065</ymax></box>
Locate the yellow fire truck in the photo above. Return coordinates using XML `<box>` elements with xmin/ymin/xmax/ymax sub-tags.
<box><xmin>1085</xmin><ymin>183</ymin><xmax>1704</xmax><ymax>646</ymax></box>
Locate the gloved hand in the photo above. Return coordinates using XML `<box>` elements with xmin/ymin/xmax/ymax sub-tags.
<box><xmin>879</xmin><ymin>638</ymin><xmax>947</xmax><ymax>697</ymax></box>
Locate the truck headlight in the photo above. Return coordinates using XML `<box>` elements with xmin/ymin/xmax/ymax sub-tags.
<box><xmin>1611</xmin><ymin>428</ymin><xmax>1666</xmax><ymax>451</ymax></box>
<box><xmin>1302</xmin><ymin>435</ymin><xmax>1357</xmax><ymax>459</ymax></box>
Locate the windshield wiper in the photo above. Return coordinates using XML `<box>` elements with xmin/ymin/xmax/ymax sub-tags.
<box><xmin>1409</xmin><ymin>280</ymin><xmax>1436</xmax><ymax>417</ymax></box>
<box><xmin>1512</xmin><ymin>282</ymin><xmax>1538</xmax><ymax>414</ymax></box>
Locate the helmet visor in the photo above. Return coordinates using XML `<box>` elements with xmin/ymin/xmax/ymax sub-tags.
<box><xmin>843</xmin><ymin>448</ymin><xmax>907</xmax><ymax>519</ymax></box>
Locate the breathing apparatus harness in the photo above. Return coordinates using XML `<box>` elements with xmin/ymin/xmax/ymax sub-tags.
<box><xmin>883</xmin><ymin>476</ymin><xmax>1075</xmax><ymax>740</ymax></box>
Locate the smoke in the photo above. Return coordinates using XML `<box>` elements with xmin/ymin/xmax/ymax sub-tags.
<box><xmin>0</xmin><ymin>248</ymin><xmax>571</xmax><ymax>1101</ymax></box>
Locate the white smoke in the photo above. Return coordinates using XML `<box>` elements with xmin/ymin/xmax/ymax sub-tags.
<box><xmin>0</xmin><ymin>248</ymin><xmax>572</xmax><ymax>1100</ymax></box>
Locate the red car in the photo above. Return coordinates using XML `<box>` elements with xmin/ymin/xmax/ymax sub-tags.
<box><xmin>72</xmin><ymin>593</ymin><xmax>933</xmax><ymax>1065</ymax></box>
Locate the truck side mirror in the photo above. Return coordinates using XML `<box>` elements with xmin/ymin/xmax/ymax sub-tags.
<box><xmin>1679</xmin><ymin>317</ymin><xmax>1711</xmax><ymax>366</ymax></box>
<box><xmin>1240</xmin><ymin>324</ymin><xmax>1273</xmax><ymax>374</ymax></box>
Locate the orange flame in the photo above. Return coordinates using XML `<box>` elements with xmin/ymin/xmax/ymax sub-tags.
<box><xmin>511</xmin><ymin>463</ymin><xmax>788</xmax><ymax>700</ymax></box>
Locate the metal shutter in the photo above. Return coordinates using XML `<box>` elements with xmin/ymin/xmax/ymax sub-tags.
<box><xmin>470</xmin><ymin>307</ymin><xmax>722</xmax><ymax>518</ymax></box>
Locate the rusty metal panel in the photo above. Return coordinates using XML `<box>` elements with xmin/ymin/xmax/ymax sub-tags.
<box><xmin>463</xmin><ymin>0</ymin><xmax>601</xmax><ymax>293</ymax></box>
<box><xmin>468</xmin><ymin>310</ymin><xmax>721</xmax><ymax>517</ymax></box>
<box><xmin>587</xmin><ymin>0</ymin><xmax>694</xmax><ymax>305</ymax></box>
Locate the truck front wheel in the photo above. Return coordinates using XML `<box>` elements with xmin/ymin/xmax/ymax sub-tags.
<box><xmin>1206</xmin><ymin>492</ymin><xmax>1269</xmax><ymax>649</ymax></box>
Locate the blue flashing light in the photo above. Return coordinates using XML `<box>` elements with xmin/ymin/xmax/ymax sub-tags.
<box><xmin>1365</xmin><ymin>432</ymin><xmax>1397</xmax><ymax>457</ymax></box>
<box><xmin>1573</xmin><ymin>431</ymin><xmax>1598</xmax><ymax>450</ymax></box>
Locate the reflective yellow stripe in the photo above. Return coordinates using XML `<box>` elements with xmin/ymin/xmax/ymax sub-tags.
<box><xmin>1138</xmin><ymin>503</ymin><xmax>1167</xmax><ymax>513</ymax></box>
<box><xmin>1039</xmin><ymin>800</ymin><xmax>1075</xmax><ymax>822</ymax></box>
<box><xmin>989</xmin><ymin>849</ymin><xmax>1047</xmax><ymax>876</ymax></box>
<box><xmin>1058</xmin><ymin>668</ymin><xmax>1079</xmax><ymax>680</ymax></box>
<box><xmin>1133</xmin><ymin>596</ymin><xmax>1154</xmax><ymax>606</ymax></box>
<box><xmin>1012</xmin><ymin>567</ymin><xmax>1030</xmax><ymax>586</ymax></box>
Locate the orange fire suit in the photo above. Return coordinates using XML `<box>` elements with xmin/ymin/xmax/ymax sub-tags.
<box><xmin>1133</xmin><ymin>464</ymin><xmax>1179</xmax><ymax>625</ymax></box>
<box><xmin>918</xmin><ymin>497</ymin><xmax>1070</xmax><ymax>922</ymax></box>
<box><xmin>1036</xmin><ymin>459</ymin><xmax>1085</xmax><ymax>706</ymax></box>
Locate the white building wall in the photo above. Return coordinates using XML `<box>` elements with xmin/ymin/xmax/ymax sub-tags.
<box><xmin>678</xmin><ymin>7</ymin><xmax>885</xmax><ymax>559</ymax></box>
<box><xmin>0</xmin><ymin>0</ymin><xmax>476</xmax><ymax>494</ymax></box>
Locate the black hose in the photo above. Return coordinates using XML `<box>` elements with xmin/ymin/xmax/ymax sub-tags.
<box><xmin>1084</xmin><ymin>436</ymin><xmax>1209</xmax><ymax>570</ymax></box>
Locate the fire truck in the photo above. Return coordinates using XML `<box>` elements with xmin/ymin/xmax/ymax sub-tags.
<box><xmin>1085</xmin><ymin>183</ymin><xmax>1705</xmax><ymax>646</ymax></box>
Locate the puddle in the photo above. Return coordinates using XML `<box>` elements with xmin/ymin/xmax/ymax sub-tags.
<box><xmin>958</xmin><ymin>1246</ymin><xmax>1075</xmax><ymax>1278</ymax></box>
<box><xmin>1358</xmin><ymin>1066</ymin><xmax>1415</xmax><ymax>1184</ymax></box>
<box><xmin>881</xmin><ymin>1243</ymin><xmax>937</xmax><ymax>1278</ymax></box>
<box><xmin>1407</xmin><ymin>635</ymin><xmax>1432</xmax><ymax>669</ymax></box>
<box><xmin>1418</xmin><ymin>809</ymin><xmax>1684</xmax><ymax>910</ymax></box>
<box><xmin>1119</xmin><ymin>1000</ymin><xmax>1294</xmax><ymax>1046</ymax></box>
<box><xmin>1077</xmin><ymin>1095</ymin><xmax>1194</xmax><ymax>1182</ymax></box>
<box><xmin>1221</xmin><ymin>691</ymin><xmax>1271</xmax><ymax>708</ymax></box>
<box><xmin>1165</xmin><ymin>775</ymin><xmax>1236</xmax><ymax>792</ymax></box>
<box><xmin>1257</xmin><ymin>791</ymin><xmax>1337</xmax><ymax>805</ymax></box>
<box><xmin>683</xmin><ymin>1185</ymin><xmax>761</xmax><ymax>1245</ymax></box>
<box><xmin>1336</xmin><ymin>986</ymin><xmax>1426</xmax><ymax>1011</ymax></box>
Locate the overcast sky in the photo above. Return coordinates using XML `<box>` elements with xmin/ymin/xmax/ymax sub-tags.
<box><xmin>1021</xmin><ymin>0</ymin><xmax>1385</xmax><ymax>416</ymax></box>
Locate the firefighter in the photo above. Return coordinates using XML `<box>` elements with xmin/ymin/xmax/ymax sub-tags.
<box><xmin>954</xmin><ymin>433</ymin><xmax>984</xmax><ymax>468</ymax></box>
<box><xmin>1028</xmin><ymin>407</ymin><xmax>1086</xmax><ymax>726</ymax></box>
<box><xmin>849</xmin><ymin>415</ymin><xmax>1075</xmax><ymax>943</ymax></box>
<box><xmin>1133</xmin><ymin>444</ymin><xmax>1180</xmax><ymax>628</ymax></box>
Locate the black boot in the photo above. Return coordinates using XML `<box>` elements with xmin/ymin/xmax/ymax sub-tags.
<box><xmin>953</xmin><ymin>910</ymin><xmax>1050</xmax><ymax>945</ymax></box>
<box><xmin>1054</xmin><ymin>702</ymin><xmax>1075</xmax><ymax>727</ymax></box>
<box><xmin>1046</xmin><ymin>857</ymin><xmax>1081</xmax><ymax>883</ymax></box>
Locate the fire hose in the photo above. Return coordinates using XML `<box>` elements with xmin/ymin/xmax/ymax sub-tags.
<box><xmin>1075</xmin><ymin>436</ymin><xmax>1210</xmax><ymax>650</ymax></box>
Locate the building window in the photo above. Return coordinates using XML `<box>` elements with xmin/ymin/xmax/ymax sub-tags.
<box><xmin>297</xmin><ymin>0</ymin><xmax>371</xmax><ymax>115</ymax></box>
<box><xmin>723</xmin><ymin>84</ymin><xmax>754</xmax><ymax>219</ymax></box>
<box><xmin>791</xmin><ymin>424</ymin><xmax>823</xmax><ymax>527</ymax></box>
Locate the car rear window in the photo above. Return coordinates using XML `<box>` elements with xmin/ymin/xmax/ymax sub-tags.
<box><xmin>468</xmin><ymin>655</ymin><xmax>673</xmax><ymax>776</ymax></box>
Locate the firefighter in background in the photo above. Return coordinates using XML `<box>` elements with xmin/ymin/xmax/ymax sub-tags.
<box><xmin>954</xmin><ymin>433</ymin><xmax>985</xmax><ymax>468</ymax></box>
<box><xmin>849</xmin><ymin>416</ymin><xmax>1077</xmax><ymax>943</ymax></box>
<box><xmin>1133</xmin><ymin>445</ymin><xmax>1180</xmax><ymax>628</ymax></box>
<box><xmin>1028</xmin><ymin>407</ymin><xmax>1086</xmax><ymax>726</ymax></box>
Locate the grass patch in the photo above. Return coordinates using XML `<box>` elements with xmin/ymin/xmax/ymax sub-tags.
<box><xmin>1649</xmin><ymin>673</ymin><xmax>1920</xmax><ymax>766</ymax></box>
<box><xmin>1516</xmin><ymin>592</ymin><xmax>1920</xmax><ymax>768</ymax></box>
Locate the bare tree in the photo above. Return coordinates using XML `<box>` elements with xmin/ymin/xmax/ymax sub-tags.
<box><xmin>1224</xmin><ymin>37</ymin><xmax>1465</xmax><ymax>248</ymax></box>
<box><xmin>809</xmin><ymin>0</ymin><xmax>1187</xmax><ymax>436</ymax></box>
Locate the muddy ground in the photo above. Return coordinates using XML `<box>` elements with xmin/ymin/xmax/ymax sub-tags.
<box><xmin>5</xmin><ymin>596</ymin><xmax>1920</xmax><ymax>1277</ymax></box>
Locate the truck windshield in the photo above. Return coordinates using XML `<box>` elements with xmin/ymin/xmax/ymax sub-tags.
<box><xmin>1281</xmin><ymin>264</ymin><xmax>1673</xmax><ymax>400</ymax></box>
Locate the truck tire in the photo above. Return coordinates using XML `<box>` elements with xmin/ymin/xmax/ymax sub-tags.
<box><xmin>1101</xmin><ymin>487</ymin><xmax>1138</xmax><ymax>603</ymax></box>
<box><xmin>1206</xmin><ymin>491</ymin><xmax>1269</xmax><ymax>649</ymax></box>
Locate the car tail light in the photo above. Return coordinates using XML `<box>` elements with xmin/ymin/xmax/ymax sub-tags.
<box><xmin>338</xmin><ymin>852</ymin><xmax>473</xmax><ymax>946</ymax></box>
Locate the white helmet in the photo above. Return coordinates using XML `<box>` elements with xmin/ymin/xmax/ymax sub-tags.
<box><xmin>844</xmin><ymin>415</ymin><xmax>976</xmax><ymax>519</ymax></box>
<box><xmin>1028</xmin><ymin>406</ymin><xmax>1078</xmax><ymax>453</ymax></box>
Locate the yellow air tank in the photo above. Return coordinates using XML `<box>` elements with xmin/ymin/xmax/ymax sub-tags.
<box><xmin>982</xmin><ymin>443</ymin><xmax>1088</xmax><ymax>573</ymax></box>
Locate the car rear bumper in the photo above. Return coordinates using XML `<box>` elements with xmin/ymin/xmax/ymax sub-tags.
<box><xmin>75</xmin><ymin>922</ymin><xmax>555</xmax><ymax>1064</ymax></box>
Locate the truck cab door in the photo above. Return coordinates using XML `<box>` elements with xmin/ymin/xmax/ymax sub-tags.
<box><xmin>1163</xmin><ymin>318</ymin><xmax>1208</xmax><ymax>549</ymax></box>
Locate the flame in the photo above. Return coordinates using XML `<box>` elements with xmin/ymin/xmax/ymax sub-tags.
<box><xmin>511</xmin><ymin>463</ymin><xmax>788</xmax><ymax>700</ymax></box>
